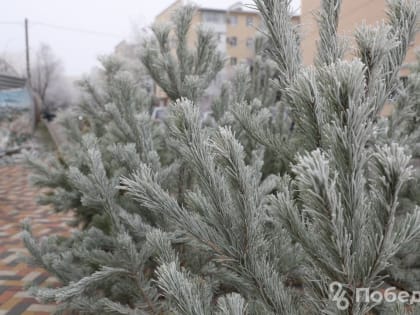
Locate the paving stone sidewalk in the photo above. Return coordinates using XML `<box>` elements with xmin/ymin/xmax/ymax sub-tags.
<box><xmin>0</xmin><ymin>164</ymin><xmax>73</xmax><ymax>315</ymax></box>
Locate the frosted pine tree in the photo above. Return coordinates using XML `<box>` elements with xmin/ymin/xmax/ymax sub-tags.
<box><xmin>22</xmin><ymin>5</ymin><xmax>225</xmax><ymax>314</ymax></box>
<box><xmin>142</xmin><ymin>4</ymin><xmax>224</xmax><ymax>103</ymax></box>
<box><xmin>27</xmin><ymin>55</ymin><xmax>171</xmax><ymax>228</ymax></box>
<box><xmin>23</xmin><ymin>55</ymin><xmax>177</xmax><ymax>313</ymax></box>
<box><xmin>121</xmin><ymin>99</ymin><xmax>304</xmax><ymax>314</ymax></box>
<box><xmin>142</xmin><ymin>4</ymin><xmax>225</xmax><ymax>203</ymax></box>
<box><xmin>230</xmin><ymin>0</ymin><xmax>301</xmax><ymax>174</ymax></box>
<box><xmin>123</xmin><ymin>0</ymin><xmax>420</xmax><ymax>314</ymax></box>
<box><xmin>22</xmin><ymin>0</ymin><xmax>420</xmax><ymax>314</ymax></box>
<box><xmin>375</xmin><ymin>51</ymin><xmax>420</xmax><ymax>296</ymax></box>
<box><xmin>211</xmin><ymin>35</ymin><xmax>292</xmax><ymax>175</ymax></box>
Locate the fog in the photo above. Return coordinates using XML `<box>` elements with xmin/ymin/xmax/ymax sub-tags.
<box><xmin>0</xmin><ymin>0</ymin><xmax>300</xmax><ymax>77</ymax></box>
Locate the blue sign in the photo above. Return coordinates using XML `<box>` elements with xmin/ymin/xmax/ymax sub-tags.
<box><xmin>0</xmin><ymin>88</ymin><xmax>32</xmax><ymax>108</ymax></box>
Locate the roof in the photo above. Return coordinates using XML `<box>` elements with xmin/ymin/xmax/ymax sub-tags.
<box><xmin>0</xmin><ymin>75</ymin><xmax>26</xmax><ymax>91</ymax></box>
<box><xmin>0</xmin><ymin>75</ymin><xmax>31</xmax><ymax>109</ymax></box>
<box><xmin>185</xmin><ymin>0</ymin><xmax>299</xmax><ymax>16</ymax></box>
<box><xmin>156</xmin><ymin>0</ymin><xmax>300</xmax><ymax>21</ymax></box>
<box><xmin>197</xmin><ymin>7</ymin><xmax>227</xmax><ymax>14</ymax></box>
<box><xmin>197</xmin><ymin>1</ymin><xmax>258</xmax><ymax>13</ymax></box>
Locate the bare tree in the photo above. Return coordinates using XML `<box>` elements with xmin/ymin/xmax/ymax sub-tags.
<box><xmin>32</xmin><ymin>44</ymin><xmax>60</xmax><ymax>101</ymax></box>
<box><xmin>31</xmin><ymin>43</ymin><xmax>73</xmax><ymax>114</ymax></box>
<box><xmin>0</xmin><ymin>58</ymin><xmax>19</xmax><ymax>76</ymax></box>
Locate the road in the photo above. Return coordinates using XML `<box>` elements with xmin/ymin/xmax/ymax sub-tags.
<box><xmin>0</xmin><ymin>164</ymin><xmax>73</xmax><ymax>315</ymax></box>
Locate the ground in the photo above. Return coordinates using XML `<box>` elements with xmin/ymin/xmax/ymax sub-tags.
<box><xmin>0</xmin><ymin>164</ymin><xmax>73</xmax><ymax>315</ymax></box>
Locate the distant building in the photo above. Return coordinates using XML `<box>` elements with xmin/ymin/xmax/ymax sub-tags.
<box><xmin>155</xmin><ymin>1</ymin><xmax>298</xmax><ymax>68</ymax></box>
<box><xmin>0</xmin><ymin>74</ymin><xmax>31</xmax><ymax>109</ymax></box>
<box><xmin>0</xmin><ymin>74</ymin><xmax>41</xmax><ymax>133</ymax></box>
<box><xmin>154</xmin><ymin>0</ymin><xmax>299</xmax><ymax>105</ymax></box>
<box><xmin>300</xmin><ymin>0</ymin><xmax>420</xmax><ymax>116</ymax></box>
<box><xmin>300</xmin><ymin>0</ymin><xmax>419</xmax><ymax>71</ymax></box>
<box><xmin>113</xmin><ymin>39</ymin><xmax>155</xmax><ymax>96</ymax></box>
<box><xmin>114</xmin><ymin>40</ymin><xmax>138</xmax><ymax>60</ymax></box>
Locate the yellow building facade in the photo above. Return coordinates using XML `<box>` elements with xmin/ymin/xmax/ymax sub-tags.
<box><xmin>153</xmin><ymin>1</ymin><xmax>301</xmax><ymax>104</ymax></box>
<box><xmin>300</xmin><ymin>0</ymin><xmax>420</xmax><ymax>116</ymax></box>
<box><xmin>153</xmin><ymin>1</ymin><xmax>265</xmax><ymax>103</ymax></box>
<box><xmin>155</xmin><ymin>1</ymin><xmax>262</xmax><ymax>68</ymax></box>
<box><xmin>300</xmin><ymin>0</ymin><xmax>420</xmax><ymax>71</ymax></box>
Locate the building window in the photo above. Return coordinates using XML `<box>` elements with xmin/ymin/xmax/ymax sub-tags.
<box><xmin>246</xmin><ymin>38</ymin><xmax>254</xmax><ymax>49</ymax></box>
<box><xmin>246</xmin><ymin>16</ymin><xmax>253</xmax><ymax>26</ymax></box>
<box><xmin>204</xmin><ymin>12</ymin><xmax>222</xmax><ymax>23</ymax></box>
<box><xmin>227</xmin><ymin>36</ymin><xmax>237</xmax><ymax>46</ymax></box>
<box><xmin>230</xmin><ymin>57</ymin><xmax>237</xmax><ymax>66</ymax></box>
<box><xmin>228</xmin><ymin>15</ymin><xmax>238</xmax><ymax>25</ymax></box>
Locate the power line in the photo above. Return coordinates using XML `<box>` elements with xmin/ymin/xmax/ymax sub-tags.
<box><xmin>0</xmin><ymin>21</ymin><xmax>22</xmax><ymax>25</ymax></box>
<box><xmin>0</xmin><ymin>20</ymin><xmax>125</xmax><ymax>39</ymax></box>
<box><xmin>30</xmin><ymin>21</ymin><xmax>125</xmax><ymax>38</ymax></box>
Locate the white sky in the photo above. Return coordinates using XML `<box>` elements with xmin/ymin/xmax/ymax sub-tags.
<box><xmin>0</xmin><ymin>0</ymin><xmax>300</xmax><ymax>77</ymax></box>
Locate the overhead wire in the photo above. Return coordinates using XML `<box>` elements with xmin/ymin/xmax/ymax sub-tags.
<box><xmin>0</xmin><ymin>20</ymin><xmax>125</xmax><ymax>39</ymax></box>
<box><xmin>30</xmin><ymin>21</ymin><xmax>125</xmax><ymax>38</ymax></box>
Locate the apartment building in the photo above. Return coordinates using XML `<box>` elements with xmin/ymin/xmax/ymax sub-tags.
<box><xmin>300</xmin><ymin>0</ymin><xmax>420</xmax><ymax>116</ymax></box>
<box><xmin>300</xmin><ymin>0</ymin><xmax>420</xmax><ymax>72</ymax></box>
<box><xmin>155</xmin><ymin>1</ymin><xmax>263</xmax><ymax>68</ymax></box>
<box><xmin>154</xmin><ymin>1</ymin><xmax>300</xmax><ymax>105</ymax></box>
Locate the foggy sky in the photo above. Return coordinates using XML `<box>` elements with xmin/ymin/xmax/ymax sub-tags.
<box><xmin>0</xmin><ymin>0</ymin><xmax>300</xmax><ymax>77</ymax></box>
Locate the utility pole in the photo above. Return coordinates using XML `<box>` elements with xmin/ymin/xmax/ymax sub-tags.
<box><xmin>25</xmin><ymin>17</ymin><xmax>38</xmax><ymax>133</ymax></box>
<box><xmin>25</xmin><ymin>18</ymin><xmax>31</xmax><ymax>86</ymax></box>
